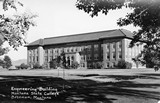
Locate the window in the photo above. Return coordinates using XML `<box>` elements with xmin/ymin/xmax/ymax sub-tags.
<box><xmin>86</xmin><ymin>45</ymin><xmax>91</xmax><ymax>51</ymax></box>
<box><xmin>71</xmin><ymin>56</ymin><xmax>74</xmax><ymax>60</ymax></box>
<box><xmin>119</xmin><ymin>51</ymin><xmax>122</xmax><ymax>59</ymax></box>
<box><xmin>88</xmin><ymin>63</ymin><xmax>92</xmax><ymax>68</ymax></box>
<box><xmin>67</xmin><ymin>56</ymin><xmax>70</xmax><ymax>60</ymax></box>
<box><xmin>113</xmin><ymin>43</ymin><xmax>116</xmax><ymax>49</ymax></box>
<box><xmin>35</xmin><ymin>49</ymin><xmax>38</xmax><ymax>55</ymax></box>
<box><xmin>75</xmin><ymin>47</ymin><xmax>78</xmax><ymax>52</ymax></box>
<box><xmin>45</xmin><ymin>50</ymin><xmax>48</xmax><ymax>55</ymax></box>
<box><xmin>112</xmin><ymin>62</ymin><xmax>116</xmax><ymax>67</ymax></box>
<box><xmin>106</xmin><ymin>44</ymin><xmax>110</xmax><ymax>50</ymax></box>
<box><xmin>82</xmin><ymin>46</ymin><xmax>85</xmax><ymax>51</ymax></box>
<box><xmin>106</xmin><ymin>62</ymin><xmax>109</xmax><ymax>68</ymax></box>
<box><xmin>71</xmin><ymin>48</ymin><xmax>74</xmax><ymax>52</ymax></box>
<box><xmin>45</xmin><ymin>56</ymin><xmax>48</xmax><ymax>62</ymax></box>
<box><xmin>33</xmin><ymin>56</ymin><xmax>35</xmax><ymax>62</ymax></box>
<box><xmin>106</xmin><ymin>52</ymin><xmax>110</xmax><ymax>59</ymax></box>
<box><xmin>37</xmin><ymin>56</ymin><xmax>38</xmax><ymax>62</ymax></box>
<box><xmin>59</xmin><ymin>49</ymin><xmax>62</xmax><ymax>54</ymax></box>
<box><xmin>112</xmin><ymin>43</ymin><xmax>116</xmax><ymax>52</ymax></box>
<box><xmin>50</xmin><ymin>56</ymin><xmax>52</xmax><ymax>61</ymax></box>
<box><xmin>94</xmin><ymin>44</ymin><xmax>98</xmax><ymax>51</ymax></box>
<box><xmin>101</xmin><ymin>44</ymin><xmax>103</xmax><ymax>53</ymax></box>
<box><xmin>119</xmin><ymin>41</ymin><xmax>122</xmax><ymax>48</ymax></box>
<box><xmin>67</xmin><ymin>48</ymin><xmax>69</xmax><ymax>52</ymax></box>
<box><xmin>94</xmin><ymin>54</ymin><xmax>99</xmax><ymax>60</ymax></box>
<box><xmin>57</xmin><ymin>49</ymin><xmax>59</xmax><ymax>54</ymax></box>
<box><xmin>87</xmin><ymin>54</ymin><xmax>91</xmax><ymax>60</ymax></box>
<box><xmin>112</xmin><ymin>52</ymin><xmax>116</xmax><ymax>59</ymax></box>
<box><xmin>28</xmin><ymin>51</ymin><xmax>31</xmax><ymax>56</ymax></box>
<box><xmin>81</xmin><ymin>55</ymin><xmax>84</xmax><ymax>60</ymax></box>
<box><xmin>81</xmin><ymin>63</ymin><xmax>85</xmax><ymax>67</ymax></box>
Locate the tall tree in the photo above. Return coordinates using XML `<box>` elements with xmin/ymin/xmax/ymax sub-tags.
<box><xmin>76</xmin><ymin>0</ymin><xmax>160</xmax><ymax>68</ymax></box>
<box><xmin>3</xmin><ymin>55</ymin><xmax>12</xmax><ymax>69</ymax></box>
<box><xmin>0</xmin><ymin>0</ymin><xmax>37</xmax><ymax>56</ymax></box>
<box><xmin>0</xmin><ymin>59</ymin><xmax>4</xmax><ymax>67</ymax></box>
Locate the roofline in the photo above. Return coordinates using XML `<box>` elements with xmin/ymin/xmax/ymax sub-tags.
<box><xmin>25</xmin><ymin>29</ymin><xmax>133</xmax><ymax>47</ymax></box>
<box><xmin>44</xmin><ymin>29</ymin><xmax>118</xmax><ymax>40</ymax></box>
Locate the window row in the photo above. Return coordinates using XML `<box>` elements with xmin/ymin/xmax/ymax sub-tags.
<box><xmin>29</xmin><ymin>56</ymin><xmax>38</xmax><ymax>63</ymax></box>
<box><xmin>106</xmin><ymin>51</ymin><xmax>122</xmax><ymax>60</ymax></box>
<box><xmin>105</xmin><ymin>42</ymin><xmax>122</xmax><ymax>51</ymax></box>
<box><xmin>28</xmin><ymin>49</ymin><xmax>38</xmax><ymax>56</ymax></box>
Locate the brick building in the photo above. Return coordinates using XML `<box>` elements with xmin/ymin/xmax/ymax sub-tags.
<box><xmin>26</xmin><ymin>29</ymin><xmax>144</xmax><ymax>69</ymax></box>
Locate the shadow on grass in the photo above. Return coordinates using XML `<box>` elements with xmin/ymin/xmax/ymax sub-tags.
<box><xmin>0</xmin><ymin>75</ymin><xmax>159</xmax><ymax>103</ymax></box>
<box><xmin>74</xmin><ymin>74</ymin><xmax>160</xmax><ymax>80</ymax></box>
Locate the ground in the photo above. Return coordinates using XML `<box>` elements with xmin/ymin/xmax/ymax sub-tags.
<box><xmin>0</xmin><ymin>68</ymin><xmax>160</xmax><ymax>103</ymax></box>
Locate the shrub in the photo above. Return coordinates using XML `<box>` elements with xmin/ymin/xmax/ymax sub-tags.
<box><xmin>50</xmin><ymin>59</ymin><xmax>58</xmax><ymax>69</ymax></box>
<box><xmin>71</xmin><ymin>61</ymin><xmax>79</xmax><ymax>69</ymax></box>
<box><xmin>33</xmin><ymin>63</ymin><xmax>42</xmax><ymax>69</ymax></box>
<box><xmin>20</xmin><ymin>63</ymin><xmax>29</xmax><ymax>69</ymax></box>
<box><xmin>116</xmin><ymin>60</ymin><xmax>132</xmax><ymax>69</ymax></box>
<box><xmin>97</xmin><ymin>62</ymin><xmax>103</xmax><ymax>69</ymax></box>
<box><xmin>93</xmin><ymin>62</ymin><xmax>103</xmax><ymax>69</ymax></box>
<box><xmin>126</xmin><ymin>62</ymin><xmax>132</xmax><ymax>69</ymax></box>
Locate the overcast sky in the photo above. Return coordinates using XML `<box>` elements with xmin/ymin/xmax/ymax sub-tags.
<box><xmin>4</xmin><ymin>0</ymin><xmax>138</xmax><ymax>61</ymax></box>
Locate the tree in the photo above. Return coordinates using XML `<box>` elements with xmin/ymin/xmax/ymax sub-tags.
<box><xmin>76</xmin><ymin>0</ymin><xmax>160</xmax><ymax>68</ymax></box>
<box><xmin>0</xmin><ymin>0</ymin><xmax>37</xmax><ymax>56</ymax></box>
<box><xmin>71</xmin><ymin>61</ymin><xmax>79</xmax><ymax>69</ymax></box>
<box><xmin>61</xmin><ymin>51</ymin><xmax>67</xmax><ymax>68</ymax></box>
<box><xmin>0</xmin><ymin>59</ymin><xmax>4</xmax><ymax>67</ymax></box>
<box><xmin>49</xmin><ymin>51</ymin><xmax>67</xmax><ymax>69</ymax></box>
<box><xmin>3</xmin><ymin>55</ymin><xmax>12</xmax><ymax>69</ymax></box>
<box><xmin>116</xmin><ymin>60</ymin><xmax>132</xmax><ymax>69</ymax></box>
<box><xmin>49</xmin><ymin>58</ymin><xmax>58</xmax><ymax>69</ymax></box>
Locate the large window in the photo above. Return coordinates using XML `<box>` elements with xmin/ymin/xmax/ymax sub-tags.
<box><xmin>106</xmin><ymin>52</ymin><xmax>110</xmax><ymax>60</ymax></box>
<box><xmin>106</xmin><ymin>44</ymin><xmax>110</xmax><ymax>50</ymax></box>
<box><xmin>118</xmin><ymin>41</ymin><xmax>122</xmax><ymax>48</ymax></box>
<box><xmin>87</xmin><ymin>54</ymin><xmax>91</xmax><ymax>60</ymax></box>
<box><xmin>94</xmin><ymin>44</ymin><xmax>98</xmax><ymax>51</ymax></box>
<box><xmin>112</xmin><ymin>43</ymin><xmax>116</xmax><ymax>52</ymax></box>
<box><xmin>45</xmin><ymin>49</ymin><xmax>48</xmax><ymax>56</ymax></box>
<box><xmin>106</xmin><ymin>62</ymin><xmax>109</xmax><ymax>68</ymax></box>
<box><xmin>86</xmin><ymin>45</ymin><xmax>91</xmax><ymax>51</ymax></box>
<box><xmin>45</xmin><ymin>56</ymin><xmax>48</xmax><ymax>62</ymax></box>
<box><xmin>94</xmin><ymin>54</ymin><xmax>99</xmax><ymax>60</ymax></box>
<box><xmin>37</xmin><ymin>56</ymin><xmax>38</xmax><ymax>62</ymax></box>
<box><xmin>118</xmin><ymin>51</ymin><xmax>122</xmax><ymax>59</ymax></box>
<box><xmin>112</xmin><ymin>52</ymin><xmax>116</xmax><ymax>59</ymax></box>
<box><xmin>81</xmin><ymin>55</ymin><xmax>85</xmax><ymax>60</ymax></box>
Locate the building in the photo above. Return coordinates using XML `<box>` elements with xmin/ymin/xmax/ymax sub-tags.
<box><xmin>25</xmin><ymin>29</ymin><xmax>144</xmax><ymax>69</ymax></box>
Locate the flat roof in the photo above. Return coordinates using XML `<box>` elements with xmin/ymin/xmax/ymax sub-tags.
<box><xmin>26</xmin><ymin>29</ymin><xmax>133</xmax><ymax>47</ymax></box>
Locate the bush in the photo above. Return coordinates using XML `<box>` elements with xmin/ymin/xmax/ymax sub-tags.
<box><xmin>71</xmin><ymin>61</ymin><xmax>79</xmax><ymax>69</ymax></box>
<box><xmin>33</xmin><ymin>63</ymin><xmax>42</xmax><ymax>69</ymax></box>
<box><xmin>93</xmin><ymin>62</ymin><xmax>103</xmax><ymax>69</ymax></box>
<box><xmin>125</xmin><ymin>62</ymin><xmax>132</xmax><ymax>69</ymax></box>
<box><xmin>20</xmin><ymin>63</ymin><xmax>29</xmax><ymax>69</ymax></box>
<box><xmin>50</xmin><ymin>59</ymin><xmax>58</xmax><ymax>69</ymax></box>
<box><xmin>116</xmin><ymin>60</ymin><xmax>132</xmax><ymax>69</ymax></box>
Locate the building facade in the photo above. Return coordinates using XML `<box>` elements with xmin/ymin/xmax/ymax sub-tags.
<box><xmin>26</xmin><ymin>29</ymin><xmax>144</xmax><ymax>69</ymax></box>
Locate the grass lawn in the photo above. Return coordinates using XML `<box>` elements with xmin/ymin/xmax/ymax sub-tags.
<box><xmin>0</xmin><ymin>68</ymin><xmax>160</xmax><ymax>103</ymax></box>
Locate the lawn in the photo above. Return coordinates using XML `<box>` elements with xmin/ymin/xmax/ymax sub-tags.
<box><xmin>0</xmin><ymin>68</ymin><xmax>160</xmax><ymax>103</ymax></box>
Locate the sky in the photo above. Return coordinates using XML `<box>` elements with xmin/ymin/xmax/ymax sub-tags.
<box><xmin>2</xmin><ymin>0</ymin><xmax>138</xmax><ymax>61</ymax></box>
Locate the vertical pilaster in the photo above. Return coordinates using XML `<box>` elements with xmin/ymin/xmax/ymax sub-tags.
<box><xmin>27</xmin><ymin>48</ymin><xmax>29</xmax><ymax>65</ymax></box>
<box><xmin>103</xmin><ymin>43</ymin><xmax>107</xmax><ymax>68</ymax></box>
<box><xmin>116</xmin><ymin>42</ymin><xmax>118</xmax><ymax>61</ymax></box>
<box><xmin>122</xmin><ymin>39</ymin><xmax>125</xmax><ymax>60</ymax></box>
<box><xmin>38</xmin><ymin>46</ymin><xmax>44</xmax><ymax>66</ymax></box>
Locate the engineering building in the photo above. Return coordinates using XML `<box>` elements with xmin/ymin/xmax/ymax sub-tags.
<box><xmin>26</xmin><ymin>29</ymin><xmax>144</xmax><ymax>69</ymax></box>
